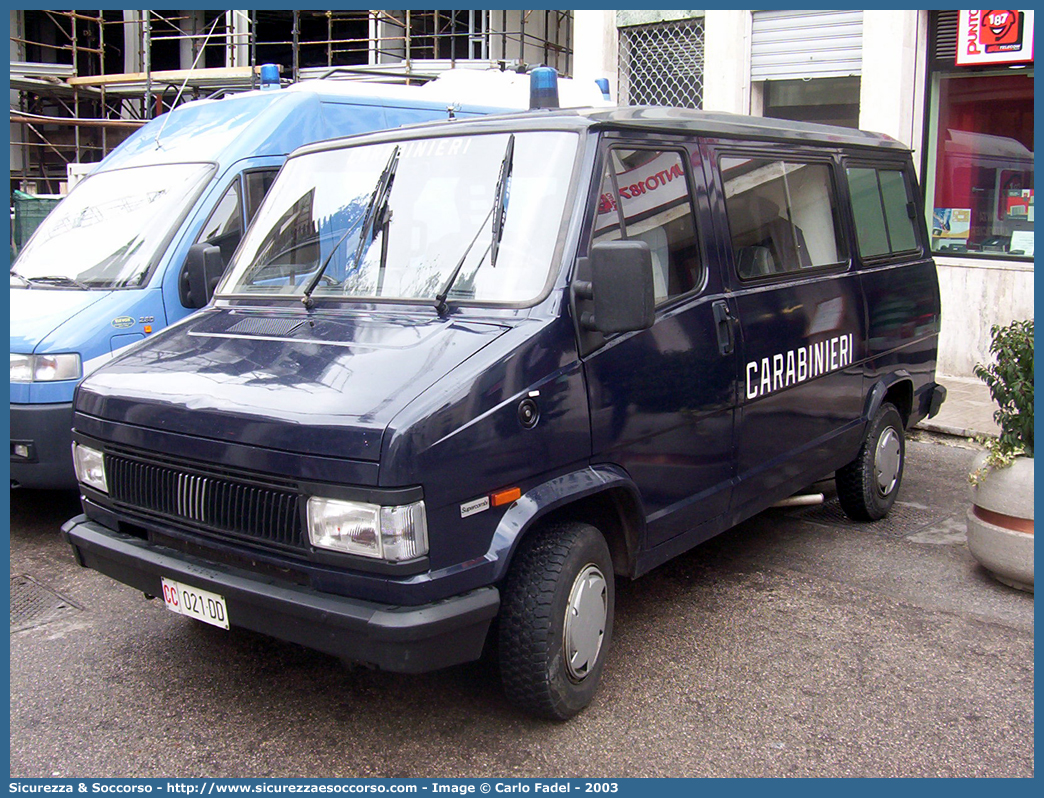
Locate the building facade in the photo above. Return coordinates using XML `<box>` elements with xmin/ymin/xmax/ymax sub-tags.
<box><xmin>574</xmin><ymin>9</ymin><xmax>1034</xmax><ymax>377</ymax></box>
<box><xmin>10</xmin><ymin>9</ymin><xmax>572</xmax><ymax>192</ymax></box>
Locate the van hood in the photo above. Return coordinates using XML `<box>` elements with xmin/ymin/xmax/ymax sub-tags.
<box><xmin>9</xmin><ymin>287</ymin><xmax>113</xmax><ymax>353</ymax></box>
<box><xmin>75</xmin><ymin>308</ymin><xmax>511</xmax><ymax>464</ymax></box>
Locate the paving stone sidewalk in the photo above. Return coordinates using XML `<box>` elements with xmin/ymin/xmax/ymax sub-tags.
<box><xmin>917</xmin><ymin>375</ymin><xmax>1000</xmax><ymax>440</ymax></box>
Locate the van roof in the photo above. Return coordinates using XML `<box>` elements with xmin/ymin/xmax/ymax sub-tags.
<box><xmin>93</xmin><ymin>79</ymin><xmax>528</xmax><ymax>174</ymax></box>
<box><xmin>295</xmin><ymin>105</ymin><xmax>911</xmax><ymax>156</ymax></box>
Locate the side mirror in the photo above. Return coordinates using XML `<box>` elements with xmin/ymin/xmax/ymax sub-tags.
<box><xmin>178</xmin><ymin>243</ymin><xmax>225</xmax><ymax>309</ymax></box>
<box><xmin>575</xmin><ymin>240</ymin><xmax>655</xmax><ymax>335</ymax></box>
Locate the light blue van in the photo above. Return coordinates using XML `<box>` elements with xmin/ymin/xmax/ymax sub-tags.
<box><xmin>10</xmin><ymin>75</ymin><xmax>523</xmax><ymax>488</ymax></box>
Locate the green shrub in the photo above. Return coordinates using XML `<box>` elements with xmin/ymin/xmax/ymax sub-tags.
<box><xmin>970</xmin><ymin>319</ymin><xmax>1033</xmax><ymax>484</ymax></box>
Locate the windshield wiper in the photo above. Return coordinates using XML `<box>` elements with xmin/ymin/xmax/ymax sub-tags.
<box><xmin>25</xmin><ymin>275</ymin><xmax>90</xmax><ymax>290</ymax></box>
<box><xmin>10</xmin><ymin>270</ymin><xmax>29</xmax><ymax>287</ymax></box>
<box><xmin>489</xmin><ymin>134</ymin><xmax>514</xmax><ymax>270</ymax></box>
<box><xmin>433</xmin><ymin>135</ymin><xmax>515</xmax><ymax>317</ymax></box>
<box><xmin>301</xmin><ymin>145</ymin><xmax>400</xmax><ymax>309</ymax></box>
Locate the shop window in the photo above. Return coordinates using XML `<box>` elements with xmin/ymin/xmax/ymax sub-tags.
<box><xmin>593</xmin><ymin>149</ymin><xmax>702</xmax><ymax>304</ymax></box>
<box><xmin>721</xmin><ymin>157</ymin><xmax>843</xmax><ymax>279</ymax></box>
<box><xmin>927</xmin><ymin>72</ymin><xmax>1033</xmax><ymax>259</ymax></box>
<box><xmin>847</xmin><ymin>167</ymin><xmax>919</xmax><ymax>258</ymax></box>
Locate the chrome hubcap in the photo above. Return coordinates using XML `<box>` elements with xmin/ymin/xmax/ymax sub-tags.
<box><xmin>563</xmin><ymin>564</ymin><xmax>607</xmax><ymax>682</ymax></box>
<box><xmin>875</xmin><ymin>428</ymin><xmax>901</xmax><ymax>495</ymax></box>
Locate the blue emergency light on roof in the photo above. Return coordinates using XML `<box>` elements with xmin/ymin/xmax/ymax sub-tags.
<box><xmin>259</xmin><ymin>63</ymin><xmax>280</xmax><ymax>90</ymax></box>
<box><xmin>529</xmin><ymin>67</ymin><xmax>560</xmax><ymax>110</ymax></box>
<box><xmin>595</xmin><ymin>78</ymin><xmax>612</xmax><ymax>102</ymax></box>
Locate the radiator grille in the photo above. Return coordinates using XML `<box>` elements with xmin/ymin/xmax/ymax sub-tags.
<box><xmin>106</xmin><ymin>454</ymin><xmax>304</xmax><ymax>550</ymax></box>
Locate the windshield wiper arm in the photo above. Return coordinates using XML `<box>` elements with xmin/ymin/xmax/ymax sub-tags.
<box><xmin>10</xmin><ymin>270</ymin><xmax>29</xmax><ymax>287</ymax></box>
<box><xmin>433</xmin><ymin>135</ymin><xmax>515</xmax><ymax>316</ymax></box>
<box><xmin>301</xmin><ymin>144</ymin><xmax>400</xmax><ymax>308</ymax></box>
<box><xmin>489</xmin><ymin>134</ymin><xmax>514</xmax><ymax>270</ymax></box>
<box><xmin>26</xmin><ymin>275</ymin><xmax>90</xmax><ymax>290</ymax></box>
<box><xmin>350</xmin><ymin>146</ymin><xmax>399</xmax><ymax>291</ymax></box>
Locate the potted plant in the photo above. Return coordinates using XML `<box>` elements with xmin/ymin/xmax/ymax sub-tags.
<box><xmin>967</xmin><ymin>319</ymin><xmax>1034</xmax><ymax>592</ymax></box>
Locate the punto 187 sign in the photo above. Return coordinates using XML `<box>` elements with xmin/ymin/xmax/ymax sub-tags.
<box><xmin>957</xmin><ymin>10</ymin><xmax>1035</xmax><ymax>66</ymax></box>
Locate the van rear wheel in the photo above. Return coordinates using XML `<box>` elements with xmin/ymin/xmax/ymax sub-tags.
<box><xmin>836</xmin><ymin>402</ymin><xmax>905</xmax><ymax>522</ymax></box>
<box><xmin>498</xmin><ymin>522</ymin><xmax>614</xmax><ymax>721</ymax></box>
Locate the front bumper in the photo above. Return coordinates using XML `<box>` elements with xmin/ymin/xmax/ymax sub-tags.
<box><xmin>62</xmin><ymin>515</ymin><xmax>499</xmax><ymax>673</ymax></box>
<box><xmin>10</xmin><ymin>402</ymin><xmax>77</xmax><ymax>489</ymax></box>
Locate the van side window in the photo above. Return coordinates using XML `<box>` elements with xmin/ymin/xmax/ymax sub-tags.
<box><xmin>244</xmin><ymin>170</ymin><xmax>278</xmax><ymax>221</ymax></box>
<box><xmin>847</xmin><ymin>166</ymin><xmax>919</xmax><ymax>258</ymax></box>
<box><xmin>722</xmin><ymin>157</ymin><xmax>843</xmax><ymax>279</ymax></box>
<box><xmin>196</xmin><ymin>179</ymin><xmax>243</xmax><ymax>264</ymax></box>
<box><xmin>196</xmin><ymin>170</ymin><xmax>279</xmax><ymax>264</ymax></box>
<box><xmin>594</xmin><ymin>149</ymin><xmax>702</xmax><ymax>304</ymax></box>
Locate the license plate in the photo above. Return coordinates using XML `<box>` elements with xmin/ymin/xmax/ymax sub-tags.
<box><xmin>160</xmin><ymin>577</ymin><xmax>229</xmax><ymax>630</ymax></box>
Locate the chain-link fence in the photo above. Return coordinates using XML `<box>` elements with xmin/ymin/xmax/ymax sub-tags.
<box><xmin>618</xmin><ymin>17</ymin><xmax>705</xmax><ymax>109</ymax></box>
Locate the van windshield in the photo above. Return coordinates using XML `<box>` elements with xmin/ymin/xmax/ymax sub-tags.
<box><xmin>11</xmin><ymin>163</ymin><xmax>214</xmax><ymax>290</ymax></box>
<box><xmin>219</xmin><ymin>131</ymin><xmax>578</xmax><ymax>305</ymax></box>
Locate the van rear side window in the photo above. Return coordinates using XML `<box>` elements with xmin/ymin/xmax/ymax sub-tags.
<box><xmin>722</xmin><ymin>157</ymin><xmax>843</xmax><ymax>279</ymax></box>
<box><xmin>847</xmin><ymin>166</ymin><xmax>920</xmax><ymax>258</ymax></box>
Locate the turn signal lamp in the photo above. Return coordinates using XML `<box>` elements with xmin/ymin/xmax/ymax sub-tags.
<box><xmin>492</xmin><ymin>487</ymin><xmax>522</xmax><ymax>507</ymax></box>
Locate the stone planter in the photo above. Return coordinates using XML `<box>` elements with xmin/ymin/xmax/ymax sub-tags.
<box><xmin>967</xmin><ymin>453</ymin><xmax>1034</xmax><ymax>592</ymax></box>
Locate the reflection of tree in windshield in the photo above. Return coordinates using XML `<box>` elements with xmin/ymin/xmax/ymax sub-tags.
<box><xmin>245</xmin><ymin>189</ymin><xmax>375</xmax><ymax>290</ymax></box>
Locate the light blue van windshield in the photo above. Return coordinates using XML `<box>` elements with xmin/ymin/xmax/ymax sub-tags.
<box><xmin>11</xmin><ymin>163</ymin><xmax>214</xmax><ymax>289</ymax></box>
<box><xmin>219</xmin><ymin>132</ymin><xmax>578</xmax><ymax>305</ymax></box>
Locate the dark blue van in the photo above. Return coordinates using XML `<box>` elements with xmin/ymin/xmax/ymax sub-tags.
<box><xmin>63</xmin><ymin>106</ymin><xmax>946</xmax><ymax>720</ymax></box>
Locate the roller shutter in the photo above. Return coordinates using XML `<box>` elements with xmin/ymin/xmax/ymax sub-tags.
<box><xmin>751</xmin><ymin>10</ymin><xmax>863</xmax><ymax>81</ymax></box>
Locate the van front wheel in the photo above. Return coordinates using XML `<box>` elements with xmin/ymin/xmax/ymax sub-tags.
<box><xmin>498</xmin><ymin>522</ymin><xmax>614</xmax><ymax>721</ymax></box>
<box><xmin>836</xmin><ymin>402</ymin><xmax>905</xmax><ymax>522</ymax></box>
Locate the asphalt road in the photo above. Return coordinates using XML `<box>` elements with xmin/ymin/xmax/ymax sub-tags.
<box><xmin>9</xmin><ymin>436</ymin><xmax>1034</xmax><ymax>778</ymax></box>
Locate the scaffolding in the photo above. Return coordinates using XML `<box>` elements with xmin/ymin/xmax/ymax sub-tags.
<box><xmin>9</xmin><ymin>9</ymin><xmax>574</xmax><ymax>194</ymax></box>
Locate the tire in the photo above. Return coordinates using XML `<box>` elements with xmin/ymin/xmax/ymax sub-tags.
<box><xmin>498</xmin><ymin>521</ymin><xmax>615</xmax><ymax>721</ymax></box>
<box><xmin>836</xmin><ymin>402</ymin><xmax>905</xmax><ymax>522</ymax></box>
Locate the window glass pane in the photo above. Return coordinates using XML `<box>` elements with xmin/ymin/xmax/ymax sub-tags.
<box><xmin>593</xmin><ymin>149</ymin><xmax>702</xmax><ymax>303</ymax></box>
<box><xmin>879</xmin><ymin>170</ymin><xmax>918</xmax><ymax>252</ymax></box>
<box><xmin>847</xmin><ymin>167</ymin><xmax>890</xmax><ymax>257</ymax></box>
<box><xmin>722</xmin><ymin>157</ymin><xmax>842</xmax><ymax>278</ymax></box>
<box><xmin>12</xmin><ymin>163</ymin><xmax>213</xmax><ymax>289</ymax></box>
<box><xmin>243</xmin><ymin>170</ymin><xmax>278</xmax><ymax>221</ymax></box>
<box><xmin>222</xmin><ymin>132</ymin><xmax>578</xmax><ymax>305</ymax></box>
<box><xmin>196</xmin><ymin>179</ymin><xmax>243</xmax><ymax>263</ymax></box>
<box><xmin>929</xmin><ymin>72</ymin><xmax>1033</xmax><ymax>258</ymax></box>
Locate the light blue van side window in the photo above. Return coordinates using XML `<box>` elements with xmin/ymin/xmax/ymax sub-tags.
<box><xmin>195</xmin><ymin>170</ymin><xmax>279</xmax><ymax>264</ymax></box>
<box><xmin>196</xmin><ymin>180</ymin><xmax>243</xmax><ymax>263</ymax></box>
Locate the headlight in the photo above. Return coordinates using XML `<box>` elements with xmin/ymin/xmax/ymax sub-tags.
<box><xmin>307</xmin><ymin>497</ymin><xmax>428</xmax><ymax>561</ymax></box>
<box><xmin>10</xmin><ymin>354</ymin><xmax>32</xmax><ymax>382</ymax></box>
<box><xmin>10</xmin><ymin>353</ymin><xmax>82</xmax><ymax>382</ymax></box>
<box><xmin>72</xmin><ymin>443</ymin><xmax>108</xmax><ymax>493</ymax></box>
